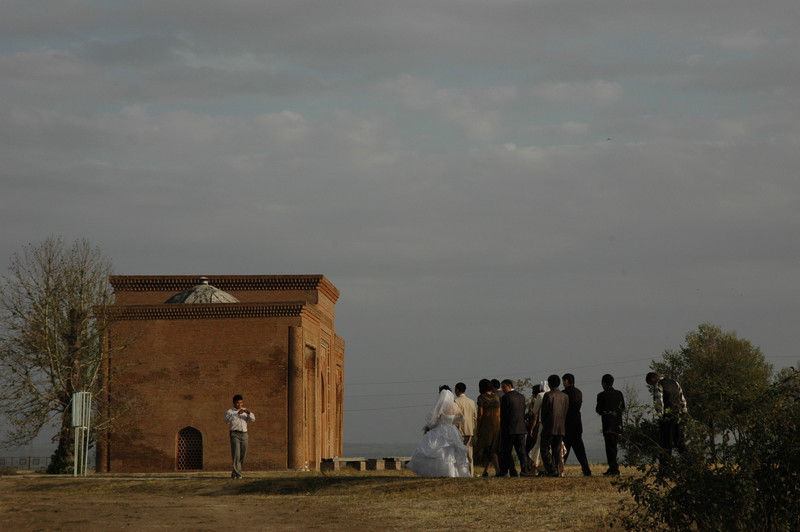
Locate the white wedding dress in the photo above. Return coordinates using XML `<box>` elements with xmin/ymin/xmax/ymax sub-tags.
<box><xmin>407</xmin><ymin>390</ymin><xmax>471</xmax><ymax>478</ymax></box>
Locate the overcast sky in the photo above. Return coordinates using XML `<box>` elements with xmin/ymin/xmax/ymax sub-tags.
<box><xmin>3</xmin><ymin>0</ymin><xmax>799</xmax><ymax>453</ymax></box>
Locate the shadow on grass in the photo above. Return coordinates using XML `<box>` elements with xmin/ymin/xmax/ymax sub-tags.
<box><xmin>233</xmin><ymin>471</ymin><xmax>616</xmax><ymax>497</ymax></box>
<box><xmin>236</xmin><ymin>474</ymin><xmax>447</xmax><ymax>496</ymax></box>
<box><xmin>3</xmin><ymin>472</ymin><xmax>439</xmax><ymax>498</ymax></box>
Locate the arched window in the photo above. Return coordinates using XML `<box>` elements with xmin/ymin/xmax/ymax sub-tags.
<box><xmin>176</xmin><ymin>427</ymin><xmax>203</xmax><ymax>470</ymax></box>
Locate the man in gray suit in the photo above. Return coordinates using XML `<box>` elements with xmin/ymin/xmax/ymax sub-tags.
<box><xmin>540</xmin><ymin>374</ymin><xmax>569</xmax><ymax>477</ymax></box>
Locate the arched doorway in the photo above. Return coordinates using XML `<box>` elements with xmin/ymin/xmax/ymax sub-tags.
<box><xmin>176</xmin><ymin>427</ymin><xmax>203</xmax><ymax>470</ymax></box>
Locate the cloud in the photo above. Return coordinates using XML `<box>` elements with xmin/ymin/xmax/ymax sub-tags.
<box><xmin>381</xmin><ymin>75</ymin><xmax>517</xmax><ymax>141</ymax></box>
<box><xmin>0</xmin><ymin>0</ymin><xmax>96</xmax><ymax>38</ymax></box>
<box><xmin>712</xmin><ymin>29</ymin><xmax>770</xmax><ymax>51</ymax></box>
<box><xmin>531</xmin><ymin>80</ymin><xmax>623</xmax><ymax>107</ymax></box>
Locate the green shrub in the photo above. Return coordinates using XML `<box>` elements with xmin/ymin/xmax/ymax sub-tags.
<box><xmin>613</xmin><ymin>371</ymin><xmax>800</xmax><ymax>531</ymax></box>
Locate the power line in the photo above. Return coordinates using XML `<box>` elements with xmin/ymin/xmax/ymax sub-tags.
<box><xmin>346</xmin><ymin>403</ymin><xmax>430</xmax><ymax>412</ymax></box>
<box><xmin>345</xmin><ymin>373</ymin><xmax>651</xmax><ymax>411</ymax></box>
<box><xmin>347</xmin><ymin>356</ymin><xmax>654</xmax><ymax>386</ymax></box>
<box><xmin>348</xmin><ymin>391</ymin><xmax>427</xmax><ymax>398</ymax></box>
<box><xmin>348</xmin><ymin>372</ymin><xmax>643</xmax><ymax>399</ymax></box>
<box><xmin>345</xmin><ymin>365</ymin><xmax>790</xmax><ymax>413</ymax></box>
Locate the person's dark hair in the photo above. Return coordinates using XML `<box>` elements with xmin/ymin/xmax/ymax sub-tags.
<box><xmin>438</xmin><ymin>384</ymin><xmax>451</xmax><ymax>392</ymax></box>
<box><xmin>531</xmin><ymin>384</ymin><xmax>541</xmax><ymax>396</ymax></box>
<box><xmin>479</xmin><ymin>379</ymin><xmax>493</xmax><ymax>394</ymax></box>
<box><xmin>562</xmin><ymin>373</ymin><xmax>575</xmax><ymax>385</ymax></box>
<box><xmin>491</xmin><ymin>379</ymin><xmax>501</xmax><ymax>389</ymax></box>
<box><xmin>455</xmin><ymin>382</ymin><xmax>466</xmax><ymax>393</ymax></box>
<box><xmin>232</xmin><ymin>394</ymin><xmax>243</xmax><ymax>404</ymax></box>
<box><xmin>646</xmin><ymin>372</ymin><xmax>659</xmax><ymax>384</ymax></box>
<box><xmin>547</xmin><ymin>374</ymin><xmax>560</xmax><ymax>389</ymax></box>
<box><xmin>500</xmin><ymin>378</ymin><xmax>513</xmax><ymax>387</ymax></box>
<box><xmin>602</xmin><ymin>374</ymin><xmax>615</xmax><ymax>386</ymax></box>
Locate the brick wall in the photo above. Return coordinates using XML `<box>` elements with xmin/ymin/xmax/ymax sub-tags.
<box><xmin>101</xmin><ymin>275</ymin><xmax>343</xmax><ymax>473</ymax></box>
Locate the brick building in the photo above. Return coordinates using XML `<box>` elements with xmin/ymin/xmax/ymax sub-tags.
<box><xmin>98</xmin><ymin>275</ymin><xmax>344</xmax><ymax>473</ymax></box>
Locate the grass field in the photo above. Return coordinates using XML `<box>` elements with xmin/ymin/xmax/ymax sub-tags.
<box><xmin>0</xmin><ymin>465</ymin><xmax>632</xmax><ymax>531</ymax></box>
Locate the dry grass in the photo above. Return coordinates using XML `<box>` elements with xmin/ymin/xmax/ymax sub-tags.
<box><xmin>0</xmin><ymin>465</ymin><xmax>632</xmax><ymax>531</ymax></box>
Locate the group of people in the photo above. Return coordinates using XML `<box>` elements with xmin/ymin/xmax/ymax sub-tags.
<box><xmin>408</xmin><ymin>374</ymin><xmax>629</xmax><ymax>478</ymax></box>
<box><xmin>221</xmin><ymin>370</ymin><xmax>687</xmax><ymax>480</ymax></box>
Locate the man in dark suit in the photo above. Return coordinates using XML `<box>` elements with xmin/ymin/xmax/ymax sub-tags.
<box><xmin>562</xmin><ymin>373</ymin><xmax>592</xmax><ymax>476</ymax></box>
<box><xmin>540</xmin><ymin>374</ymin><xmax>569</xmax><ymax>477</ymax></box>
<box><xmin>596</xmin><ymin>373</ymin><xmax>625</xmax><ymax>476</ymax></box>
<box><xmin>497</xmin><ymin>379</ymin><xmax>529</xmax><ymax>477</ymax></box>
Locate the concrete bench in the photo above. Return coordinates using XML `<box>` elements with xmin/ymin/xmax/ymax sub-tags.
<box><xmin>320</xmin><ymin>457</ymin><xmax>367</xmax><ymax>472</ymax></box>
<box><xmin>382</xmin><ymin>457</ymin><xmax>411</xmax><ymax>470</ymax></box>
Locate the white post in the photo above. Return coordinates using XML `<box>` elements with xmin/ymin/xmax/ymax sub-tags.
<box><xmin>72</xmin><ymin>391</ymin><xmax>92</xmax><ymax>476</ymax></box>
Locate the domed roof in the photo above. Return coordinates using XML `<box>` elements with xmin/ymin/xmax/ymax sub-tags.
<box><xmin>164</xmin><ymin>277</ymin><xmax>240</xmax><ymax>304</ymax></box>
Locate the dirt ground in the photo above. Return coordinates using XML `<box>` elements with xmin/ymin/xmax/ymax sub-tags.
<box><xmin>1</xmin><ymin>474</ymin><xmax>309</xmax><ymax>531</ymax></box>
<box><xmin>0</xmin><ymin>468</ymin><xmax>628</xmax><ymax>531</ymax></box>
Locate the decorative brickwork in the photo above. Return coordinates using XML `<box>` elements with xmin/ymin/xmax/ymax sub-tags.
<box><xmin>106</xmin><ymin>303</ymin><xmax>308</xmax><ymax>321</ymax></box>
<box><xmin>109</xmin><ymin>275</ymin><xmax>340</xmax><ymax>303</ymax></box>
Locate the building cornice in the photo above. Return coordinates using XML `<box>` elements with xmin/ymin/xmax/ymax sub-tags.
<box><xmin>107</xmin><ymin>302</ymin><xmax>313</xmax><ymax>321</ymax></box>
<box><xmin>110</xmin><ymin>275</ymin><xmax>340</xmax><ymax>303</ymax></box>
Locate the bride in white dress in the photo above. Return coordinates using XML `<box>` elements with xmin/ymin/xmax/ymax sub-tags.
<box><xmin>407</xmin><ymin>388</ymin><xmax>471</xmax><ymax>478</ymax></box>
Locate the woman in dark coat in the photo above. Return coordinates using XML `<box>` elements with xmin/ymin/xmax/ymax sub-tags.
<box><xmin>474</xmin><ymin>378</ymin><xmax>501</xmax><ymax>477</ymax></box>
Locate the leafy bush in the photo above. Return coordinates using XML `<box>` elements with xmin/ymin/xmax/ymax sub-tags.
<box><xmin>613</xmin><ymin>370</ymin><xmax>800</xmax><ymax>531</ymax></box>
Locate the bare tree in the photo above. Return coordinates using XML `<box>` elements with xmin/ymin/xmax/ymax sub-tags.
<box><xmin>0</xmin><ymin>236</ymin><xmax>113</xmax><ymax>472</ymax></box>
